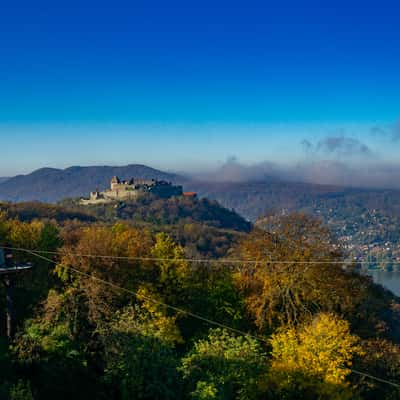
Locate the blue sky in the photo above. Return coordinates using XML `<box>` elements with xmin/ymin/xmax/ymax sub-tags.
<box><xmin>0</xmin><ymin>0</ymin><xmax>399</xmax><ymax>176</ymax></box>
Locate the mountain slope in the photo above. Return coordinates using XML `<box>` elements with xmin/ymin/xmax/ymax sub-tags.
<box><xmin>62</xmin><ymin>195</ymin><xmax>251</xmax><ymax>232</ymax></box>
<box><xmin>187</xmin><ymin>180</ymin><xmax>400</xmax><ymax>221</ymax></box>
<box><xmin>3</xmin><ymin>164</ymin><xmax>400</xmax><ymax>226</ymax></box>
<box><xmin>0</xmin><ymin>165</ymin><xmax>183</xmax><ymax>203</ymax></box>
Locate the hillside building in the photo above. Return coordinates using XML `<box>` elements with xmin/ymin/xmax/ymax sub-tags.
<box><xmin>81</xmin><ymin>176</ymin><xmax>183</xmax><ymax>205</ymax></box>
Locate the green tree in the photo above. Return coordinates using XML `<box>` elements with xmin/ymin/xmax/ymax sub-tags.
<box><xmin>9</xmin><ymin>381</ymin><xmax>34</xmax><ymax>400</ymax></box>
<box><xmin>12</xmin><ymin>288</ymin><xmax>101</xmax><ymax>400</ymax></box>
<box><xmin>148</xmin><ymin>233</ymin><xmax>246</xmax><ymax>342</ymax></box>
<box><xmin>100</xmin><ymin>305</ymin><xmax>182</xmax><ymax>400</ymax></box>
<box><xmin>151</xmin><ymin>232</ymin><xmax>189</xmax><ymax>300</ymax></box>
<box><xmin>180</xmin><ymin>328</ymin><xmax>268</xmax><ymax>400</ymax></box>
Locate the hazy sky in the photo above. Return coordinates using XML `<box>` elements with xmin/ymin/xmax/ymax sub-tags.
<box><xmin>0</xmin><ymin>0</ymin><xmax>399</xmax><ymax>176</ymax></box>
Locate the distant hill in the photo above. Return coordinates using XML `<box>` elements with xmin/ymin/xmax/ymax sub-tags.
<box><xmin>0</xmin><ymin>178</ymin><xmax>9</xmax><ymax>184</ymax></box>
<box><xmin>3</xmin><ymin>164</ymin><xmax>400</xmax><ymax>226</ymax></box>
<box><xmin>187</xmin><ymin>180</ymin><xmax>400</xmax><ymax>221</ymax></box>
<box><xmin>0</xmin><ymin>165</ymin><xmax>183</xmax><ymax>203</ymax></box>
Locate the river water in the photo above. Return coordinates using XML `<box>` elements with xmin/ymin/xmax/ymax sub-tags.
<box><xmin>367</xmin><ymin>270</ymin><xmax>400</xmax><ymax>297</ymax></box>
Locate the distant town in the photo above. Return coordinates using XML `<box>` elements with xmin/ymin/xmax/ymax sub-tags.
<box><xmin>322</xmin><ymin>207</ymin><xmax>400</xmax><ymax>270</ymax></box>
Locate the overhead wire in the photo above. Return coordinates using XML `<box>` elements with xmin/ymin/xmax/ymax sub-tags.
<box><xmin>3</xmin><ymin>245</ymin><xmax>400</xmax><ymax>389</ymax></box>
<box><xmin>21</xmin><ymin>248</ymin><xmax>270</xmax><ymax>344</ymax></box>
<box><xmin>350</xmin><ymin>369</ymin><xmax>400</xmax><ymax>389</ymax></box>
<box><xmin>0</xmin><ymin>245</ymin><xmax>397</xmax><ymax>265</ymax></box>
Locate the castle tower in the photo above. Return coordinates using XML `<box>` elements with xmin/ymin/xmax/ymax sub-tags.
<box><xmin>110</xmin><ymin>176</ymin><xmax>120</xmax><ymax>190</ymax></box>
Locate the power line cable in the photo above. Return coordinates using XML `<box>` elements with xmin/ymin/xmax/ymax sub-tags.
<box><xmin>1</xmin><ymin>246</ymin><xmax>397</xmax><ymax>265</ymax></box>
<box><xmin>22</xmin><ymin>248</ymin><xmax>270</xmax><ymax>344</ymax></box>
<box><xmin>5</xmin><ymin>246</ymin><xmax>400</xmax><ymax>389</ymax></box>
<box><xmin>350</xmin><ymin>369</ymin><xmax>400</xmax><ymax>389</ymax></box>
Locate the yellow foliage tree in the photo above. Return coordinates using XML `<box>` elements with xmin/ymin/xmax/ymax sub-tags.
<box><xmin>7</xmin><ymin>219</ymin><xmax>43</xmax><ymax>249</ymax></box>
<box><xmin>270</xmin><ymin>313</ymin><xmax>363</xmax><ymax>386</ymax></box>
<box><xmin>57</xmin><ymin>223</ymin><xmax>154</xmax><ymax>323</ymax></box>
<box><xmin>152</xmin><ymin>232</ymin><xmax>188</xmax><ymax>282</ymax></box>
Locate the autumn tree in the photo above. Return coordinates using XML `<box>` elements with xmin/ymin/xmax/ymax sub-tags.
<box><xmin>56</xmin><ymin>223</ymin><xmax>154</xmax><ymax>325</ymax></box>
<box><xmin>268</xmin><ymin>313</ymin><xmax>362</xmax><ymax>399</ymax></box>
<box><xmin>236</xmin><ymin>213</ymin><xmax>370</xmax><ymax>330</ymax></box>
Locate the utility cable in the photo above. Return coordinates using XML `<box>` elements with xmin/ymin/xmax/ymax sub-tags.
<box><xmin>350</xmin><ymin>369</ymin><xmax>400</xmax><ymax>389</ymax></box>
<box><xmin>1</xmin><ymin>246</ymin><xmax>397</xmax><ymax>265</ymax></box>
<box><xmin>5</xmin><ymin>246</ymin><xmax>400</xmax><ymax>389</ymax></box>
<box><xmin>22</xmin><ymin>248</ymin><xmax>270</xmax><ymax>344</ymax></box>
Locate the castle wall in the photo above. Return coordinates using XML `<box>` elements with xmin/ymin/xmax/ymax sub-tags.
<box><xmin>82</xmin><ymin>176</ymin><xmax>183</xmax><ymax>205</ymax></box>
<box><xmin>103</xmin><ymin>189</ymin><xmax>139</xmax><ymax>200</ymax></box>
<box><xmin>111</xmin><ymin>183</ymin><xmax>131</xmax><ymax>191</ymax></box>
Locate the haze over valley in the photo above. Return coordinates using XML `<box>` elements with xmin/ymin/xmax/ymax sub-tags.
<box><xmin>1</xmin><ymin>162</ymin><xmax>400</xmax><ymax>271</ymax></box>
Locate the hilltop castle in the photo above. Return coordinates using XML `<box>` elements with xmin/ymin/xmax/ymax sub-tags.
<box><xmin>81</xmin><ymin>176</ymin><xmax>183</xmax><ymax>204</ymax></box>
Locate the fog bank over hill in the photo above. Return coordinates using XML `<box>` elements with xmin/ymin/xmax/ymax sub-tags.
<box><xmin>190</xmin><ymin>157</ymin><xmax>400</xmax><ymax>189</ymax></box>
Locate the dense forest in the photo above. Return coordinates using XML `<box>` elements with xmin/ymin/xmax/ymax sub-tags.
<box><xmin>2</xmin><ymin>164</ymin><xmax>400</xmax><ymax>270</ymax></box>
<box><xmin>190</xmin><ymin>182</ymin><xmax>400</xmax><ymax>269</ymax></box>
<box><xmin>0</xmin><ymin>199</ymin><xmax>399</xmax><ymax>399</ymax></box>
<box><xmin>188</xmin><ymin>181</ymin><xmax>400</xmax><ymax>221</ymax></box>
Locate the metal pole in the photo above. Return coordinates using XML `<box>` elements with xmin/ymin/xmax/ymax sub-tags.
<box><xmin>0</xmin><ymin>248</ymin><xmax>33</xmax><ymax>339</ymax></box>
<box><xmin>3</xmin><ymin>276</ymin><xmax>14</xmax><ymax>339</ymax></box>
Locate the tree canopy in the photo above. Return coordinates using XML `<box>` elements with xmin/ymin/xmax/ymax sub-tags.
<box><xmin>0</xmin><ymin>208</ymin><xmax>398</xmax><ymax>399</ymax></box>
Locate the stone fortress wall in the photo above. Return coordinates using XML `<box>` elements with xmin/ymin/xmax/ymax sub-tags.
<box><xmin>81</xmin><ymin>176</ymin><xmax>183</xmax><ymax>205</ymax></box>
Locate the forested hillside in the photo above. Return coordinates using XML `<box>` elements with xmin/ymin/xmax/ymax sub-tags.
<box><xmin>60</xmin><ymin>196</ymin><xmax>250</xmax><ymax>258</ymax></box>
<box><xmin>0</xmin><ymin>165</ymin><xmax>183</xmax><ymax>202</ymax></box>
<box><xmin>0</xmin><ymin>201</ymin><xmax>400</xmax><ymax>399</ymax></box>
<box><xmin>190</xmin><ymin>181</ymin><xmax>400</xmax><ymax>268</ymax></box>
<box><xmin>2</xmin><ymin>164</ymin><xmax>400</xmax><ymax>269</ymax></box>
<box><xmin>0</xmin><ymin>202</ymin><xmax>96</xmax><ymax>223</ymax></box>
<box><xmin>189</xmin><ymin>180</ymin><xmax>400</xmax><ymax>221</ymax></box>
<box><xmin>61</xmin><ymin>195</ymin><xmax>251</xmax><ymax>231</ymax></box>
<box><xmin>1</xmin><ymin>195</ymin><xmax>250</xmax><ymax>259</ymax></box>
<box><xmin>3</xmin><ymin>165</ymin><xmax>400</xmax><ymax>222</ymax></box>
